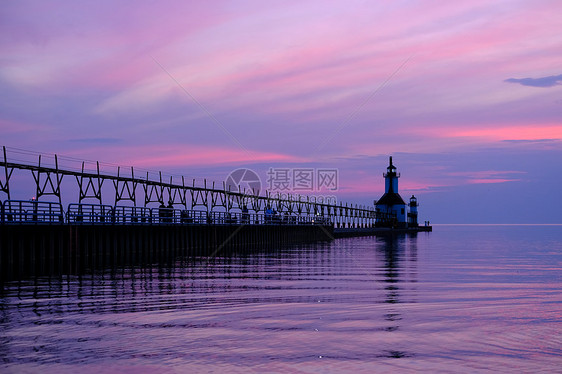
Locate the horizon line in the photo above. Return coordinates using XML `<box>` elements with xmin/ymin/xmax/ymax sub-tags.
<box><xmin>432</xmin><ymin>223</ymin><xmax>562</xmax><ymax>226</ymax></box>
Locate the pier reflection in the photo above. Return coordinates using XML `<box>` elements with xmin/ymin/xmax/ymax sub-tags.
<box><xmin>0</xmin><ymin>237</ymin><xmax>420</xmax><ymax>309</ymax></box>
<box><xmin>0</xmin><ymin>236</ymin><xmax>421</xmax><ymax>367</ymax></box>
<box><xmin>0</xmin><ymin>235</ymin><xmax>421</xmax><ymax>315</ymax></box>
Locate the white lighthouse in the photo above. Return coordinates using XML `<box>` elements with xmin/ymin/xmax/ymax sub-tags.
<box><xmin>375</xmin><ymin>156</ymin><xmax>407</xmax><ymax>227</ymax></box>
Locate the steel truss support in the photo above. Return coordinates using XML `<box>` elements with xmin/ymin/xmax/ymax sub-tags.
<box><xmin>209</xmin><ymin>181</ymin><xmax>228</xmax><ymax>211</ymax></box>
<box><xmin>229</xmin><ymin>187</ymin><xmax>259</xmax><ymax>213</ymax></box>
<box><xmin>144</xmin><ymin>172</ymin><xmax>165</xmax><ymax>207</ymax></box>
<box><xmin>0</xmin><ymin>146</ymin><xmax>14</xmax><ymax>199</ymax></box>
<box><xmin>166</xmin><ymin>176</ymin><xmax>181</xmax><ymax>207</ymax></box>
<box><xmin>76</xmin><ymin>161</ymin><xmax>104</xmax><ymax>204</ymax></box>
<box><xmin>191</xmin><ymin>179</ymin><xmax>209</xmax><ymax>211</ymax></box>
<box><xmin>249</xmin><ymin>192</ymin><xmax>262</xmax><ymax>213</ymax></box>
<box><xmin>174</xmin><ymin>176</ymin><xmax>189</xmax><ymax>209</ymax></box>
<box><xmin>114</xmin><ymin>166</ymin><xmax>137</xmax><ymax>206</ymax></box>
<box><xmin>32</xmin><ymin>154</ymin><xmax>63</xmax><ymax>204</ymax></box>
<box><xmin>223</xmin><ymin>184</ymin><xmax>244</xmax><ymax>212</ymax></box>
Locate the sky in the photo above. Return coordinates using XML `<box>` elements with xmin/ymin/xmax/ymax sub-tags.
<box><xmin>1</xmin><ymin>0</ymin><xmax>561</xmax><ymax>223</ymax></box>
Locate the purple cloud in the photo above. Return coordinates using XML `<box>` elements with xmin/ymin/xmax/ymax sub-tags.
<box><xmin>505</xmin><ymin>74</ymin><xmax>562</xmax><ymax>87</ymax></box>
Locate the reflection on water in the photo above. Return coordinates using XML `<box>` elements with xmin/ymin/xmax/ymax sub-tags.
<box><xmin>1</xmin><ymin>226</ymin><xmax>561</xmax><ymax>373</ymax></box>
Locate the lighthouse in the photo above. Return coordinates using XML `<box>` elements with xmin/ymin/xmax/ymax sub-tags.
<box><xmin>375</xmin><ymin>156</ymin><xmax>407</xmax><ymax>227</ymax></box>
<box><xmin>408</xmin><ymin>195</ymin><xmax>418</xmax><ymax>227</ymax></box>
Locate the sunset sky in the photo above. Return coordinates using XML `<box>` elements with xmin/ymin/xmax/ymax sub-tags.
<box><xmin>1</xmin><ymin>1</ymin><xmax>561</xmax><ymax>223</ymax></box>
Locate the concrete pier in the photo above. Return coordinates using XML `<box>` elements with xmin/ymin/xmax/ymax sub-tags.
<box><xmin>0</xmin><ymin>223</ymin><xmax>334</xmax><ymax>280</ymax></box>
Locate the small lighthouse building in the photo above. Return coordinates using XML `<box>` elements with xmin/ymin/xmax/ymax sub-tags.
<box><xmin>375</xmin><ymin>157</ymin><xmax>407</xmax><ymax>227</ymax></box>
<box><xmin>408</xmin><ymin>195</ymin><xmax>419</xmax><ymax>227</ymax></box>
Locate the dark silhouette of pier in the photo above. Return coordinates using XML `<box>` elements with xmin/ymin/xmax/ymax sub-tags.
<box><xmin>0</xmin><ymin>146</ymin><xmax>429</xmax><ymax>280</ymax></box>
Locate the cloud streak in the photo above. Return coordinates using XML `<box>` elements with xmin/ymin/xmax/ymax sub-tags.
<box><xmin>68</xmin><ymin>138</ymin><xmax>123</xmax><ymax>144</ymax></box>
<box><xmin>505</xmin><ymin>74</ymin><xmax>562</xmax><ymax>88</ymax></box>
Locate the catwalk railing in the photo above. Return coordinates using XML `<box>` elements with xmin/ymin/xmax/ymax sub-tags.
<box><xmin>0</xmin><ymin>200</ymin><xmax>333</xmax><ymax>226</ymax></box>
<box><xmin>0</xmin><ymin>146</ymin><xmax>395</xmax><ymax>228</ymax></box>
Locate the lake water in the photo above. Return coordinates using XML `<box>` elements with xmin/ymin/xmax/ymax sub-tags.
<box><xmin>1</xmin><ymin>225</ymin><xmax>560</xmax><ymax>373</ymax></box>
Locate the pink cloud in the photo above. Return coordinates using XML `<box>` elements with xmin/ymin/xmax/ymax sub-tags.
<box><xmin>468</xmin><ymin>178</ymin><xmax>520</xmax><ymax>184</ymax></box>
<box><xmin>448</xmin><ymin>170</ymin><xmax>524</xmax><ymax>177</ymax></box>
<box><xmin>61</xmin><ymin>144</ymin><xmax>302</xmax><ymax>169</ymax></box>
<box><xmin>0</xmin><ymin>2</ymin><xmax>232</xmax><ymax>91</ymax></box>
<box><xmin>5</xmin><ymin>0</ymin><xmax>560</xmax><ymax>137</ymax></box>
<box><xmin>444</xmin><ymin>125</ymin><xmax>562</xmax><ymax>141</ymax></box>
<box><xmin>447</xmin><ymin>170</ymin><xmax>525</xmax><ymax>185</ymax></box>
<box><xmin>92</xmin><ymin>2</ymin><xmax>537</xmax><ymax>116</ymax></box>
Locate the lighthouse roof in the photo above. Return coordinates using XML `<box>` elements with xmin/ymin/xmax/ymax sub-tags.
<box><xmin>375</xmin><ymin>191</ymin><xmax>406</xmax><ymax>206</ymax></box>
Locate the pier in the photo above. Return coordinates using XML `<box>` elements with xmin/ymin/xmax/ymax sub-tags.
<box><xmin>0</xmin><ymin>147</ymin><xmax>430</xmax><ymax>279</ymax></box>
<box><xmin>0</xmin><ymin>212</ymin><xmax>333</xmax><ymax>280</ymax></box>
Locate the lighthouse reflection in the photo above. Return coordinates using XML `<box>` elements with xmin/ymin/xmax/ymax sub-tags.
<box><xmin>376</xmin><ymin>233</ymin><xmax>418</xmax><ymax>336</ymax></box>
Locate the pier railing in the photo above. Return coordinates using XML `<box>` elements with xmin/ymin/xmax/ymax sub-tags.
<box><xmin>2</xmin><ymin>200</ymin><xmax>64</xmax><ymax>224</ymax></box>
<box><xmin>1</xmin><ymin>200</ymin><xmax>332</xmax><ymax>226</ymax></box>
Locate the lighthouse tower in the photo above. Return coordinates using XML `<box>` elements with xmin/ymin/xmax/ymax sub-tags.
<box><xmin>408</xmin><ymin>195</ymin><xmax>418</xmax><ymax>227</ymax></box>
<box><xmin>375</xmin><ymin>157</ymin><xmax>407</xmax><ymax>227</ymax></box>
<box><xmin>384</xmin><ymin>156</ymin><xmax>400</xmax><ymax>193</ymax></box>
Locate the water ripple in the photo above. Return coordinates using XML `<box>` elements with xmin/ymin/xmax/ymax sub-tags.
<box><xmin>1</xmin><ymin>226</ymin><xmax>561</xmax><ymax>373</ymax></box>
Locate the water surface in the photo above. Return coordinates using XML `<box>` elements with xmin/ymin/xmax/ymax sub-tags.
<box><xmin>1</xmin><ymin>225</ymin><xmax>560</xmax><ymax>373</ymax></box>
